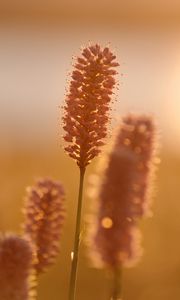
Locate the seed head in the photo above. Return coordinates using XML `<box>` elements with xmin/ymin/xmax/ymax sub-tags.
<box><xmin>22</xmin><ymin>178</ymin><xmax>65</xmax><ymax>274</ymax></box>
<box><xmin>0</xmin><ymin>234</ymin><xmax>34</xmax><ymax>300</ymax></box>
<box><xmin>87</xmin><ymin>114</ymin><xmax>159</xmax><ymax>269</ymax></box>
<box><xmin>63</xmin><ymin>44</ymin><xmax>119</xmax><ymax>169</ymax></box>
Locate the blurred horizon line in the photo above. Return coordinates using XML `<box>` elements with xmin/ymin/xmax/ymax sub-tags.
<box><xmin>1</xmin><ymin>1</ymin><xmax>180</xmax><ymax>28</ymax></box>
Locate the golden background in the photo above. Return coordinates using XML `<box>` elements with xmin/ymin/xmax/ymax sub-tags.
<box><xmin>1</xmin><ymin>1</ymin><xmax>180</xmax><ymax>299</ymax></box>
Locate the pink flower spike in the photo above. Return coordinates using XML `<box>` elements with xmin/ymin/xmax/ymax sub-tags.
<box><xmin>22</xmin><ymin>178</ymin><xmax>65</xmax><ymax>274</ymax></box>
<box><xmin>63</xmin><ymin>44</ymin><xmax>119</xmax><ymax>169</ymax></box>
<box><xmin>0</xmin><ymin>234</ymin><xmax>35</xmax><ymax>300</ymax></box>
<box><xmin>87</xmin><ymin>114</ymin><xmax>159</xmax><ymax>269</ymax></box>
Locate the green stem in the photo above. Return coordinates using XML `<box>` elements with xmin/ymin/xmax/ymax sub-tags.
<box><xmin>68</xmin><ymin>167</ymin><xmax>86</xmax><ymax>300</ymax></box>
<box><xmin>110</xmin><ymin>267</ymin><xmax>122</xmax><ymax>300</ymax></box>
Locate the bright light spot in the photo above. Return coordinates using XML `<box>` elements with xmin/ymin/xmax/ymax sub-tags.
<box><xmin>71</xmin><ymin>251</ymin><xmax>74</xmax><ymax>261</ymax></box>
<box><xmin>124</xmin><ymin>138</ymin><xmax>131</xmax><ymax>146</ymax></box>
<box><xmin>101</xmin><ymin>217</ymin><xmax>113</xmax><ymax>228</ymax></box>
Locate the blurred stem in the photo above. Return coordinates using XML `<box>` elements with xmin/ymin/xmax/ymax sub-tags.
<box><xmin>68</xmin><ymin>167</ymin><xmax>86</xmax><ymax>300</ymax></box>
<box><xmin>110</xmin><ymin>267</ymin><xmax>122</xmax><ymax>300</ymax></box>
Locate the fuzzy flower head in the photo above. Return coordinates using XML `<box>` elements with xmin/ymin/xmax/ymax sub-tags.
<box><xmin>23</xmin><ymin>178</ymin><xmax>65</xmax><ymax>274</ymax></box>
<box><xmin>63</xmin><ymin>44</ymin><xmax>119</xmax><ymax>169</ymax></box>
<box><xmin>88</xmin><ymin>114</ymin><xmax>159</xmax><ymax>269</ymax></box>
<box><xmin>0</xmin><ymin>234</ymin><xmax>34</xmax><ymax>300</ymax></box>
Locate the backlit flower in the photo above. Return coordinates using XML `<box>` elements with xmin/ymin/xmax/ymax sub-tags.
<box><xmin>0</xmin><ymin>234</ymin><xmax>34</xmax><ymax>300</ymax></box>
<box><xmin>23</xmin><ymin>178</ymin><xmax>65</xmax><ymax>273</ymax></box>
<box><xmin>88</xmin><ymin>114</ymin><xmax>159</xmax><ymax>268</ymax></box>
<box><xmin>63</xmin><ymin>44</ymin><xmax>119</xmax><ymax>169</ymax></box>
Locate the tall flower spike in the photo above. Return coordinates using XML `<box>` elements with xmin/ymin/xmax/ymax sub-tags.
<box><xmin>88</xmin><ymin>114</ymin><xmax>159</xmax><ymax>269</ymax></box>
<box><xmin>23</xmin><ymin>178</ymin><xmax>65</xmax><ymax>274</ymax></box>
<box><xmin>0</xmin><ymin>234</ymin><xmax>34</xmax><ymax>300</ymax></box>
<box><xmin>63</xmin><ymin>44</ymin><xmax>119</xmax><ymax>169</ymax></box>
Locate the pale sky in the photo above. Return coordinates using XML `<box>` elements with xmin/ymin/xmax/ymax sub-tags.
<box><xmin>0</xmin><ymin>15</ymin><xmax>180</xmax><ymax>152</ymax></box>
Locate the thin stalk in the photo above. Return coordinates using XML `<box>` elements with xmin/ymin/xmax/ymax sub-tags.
<box><xmin>68</xmin><ymin>167</ymin><xmax>86</xmax><ymax>300</ymax></box>
<box><xmin>110</xmin><ymin>267</ymin><xmax>122</xmax><ymax>300</ymax></box>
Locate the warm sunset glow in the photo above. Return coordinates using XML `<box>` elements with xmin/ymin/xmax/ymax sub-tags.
<box><xmin>0</xmin><ymin>1</ymin><xmax>180</xmax><ymax>300</ymax></box>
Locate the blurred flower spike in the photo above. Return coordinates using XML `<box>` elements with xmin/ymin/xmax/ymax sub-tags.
<box><xmin>22</xmin><ymin>178</ymin><xmax>65</xmax><ymax>274</ymax></box>
<box><xmin>88</xmin><ymin>114</ymin><xmax>159</xmax><ymax>269</ymax></box>
<box><xmin>63</xmin><ymin>44</ymin><xmax>119</xmax><ymax>169</ymax></box>
<box><xmin>0</xmin><ymin>234</ymin><xmax>35</xmax><ymax>300</ymax></box>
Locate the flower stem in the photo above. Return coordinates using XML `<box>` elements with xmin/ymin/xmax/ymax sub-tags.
<box><xmin>68</xmin><ymin>167</ymin><xmax>86</xmax><ymax>300</ymax></box>
<box><xmin>110</xmin><ymin>267</ymin><xmax>122</xmax><ymax>300</ymax></box>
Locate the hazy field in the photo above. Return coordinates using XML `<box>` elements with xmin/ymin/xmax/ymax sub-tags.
<box><xmin>1</xmin><ymin>146</ymin><xmax>180</xmax><ymax>300</ymax></box>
